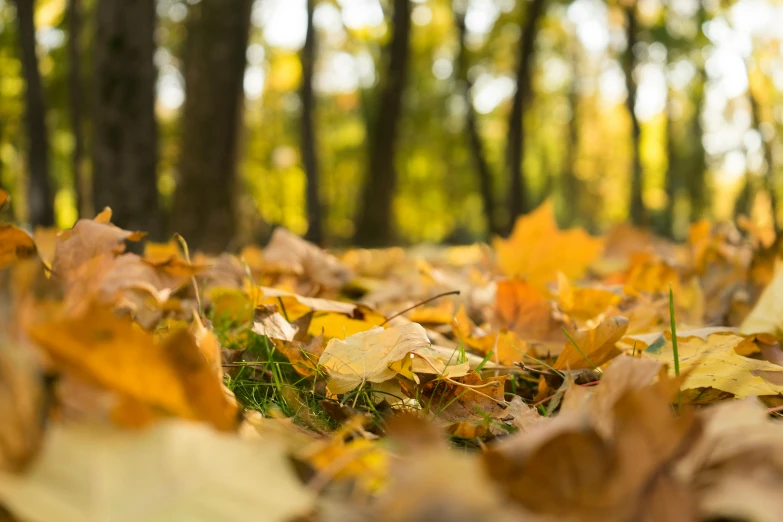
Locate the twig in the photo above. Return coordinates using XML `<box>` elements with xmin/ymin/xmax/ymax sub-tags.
<box><xmin>380</xmin><ymin>290</ymin><xmax>460</xmax><ymax>326</ymax></box>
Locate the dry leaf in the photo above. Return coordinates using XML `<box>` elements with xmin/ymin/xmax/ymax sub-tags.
<box><xmin>0</xmin><ymin>420</ymin><xmax>313</xmax><ymax>522</ymax></box>
<box><xmin>554</xmin><ymin>316</ymin><xmax>628</xmax><ymax>371</ymax></box>
<box><xmin>28</xmin><ymin>305</ymin><xmax>237</xmax><ymax>430</ymax></box>
<box><xmin>642</xmin><ymin>331</ymin><xmax>783</xmax><ymax>398</ymax></box>
<box><xmin>0</xmin><ymin>224</ymin><xmax>36</xmax><ymax>269</ymax></box>
<box><xmin>263</xmin><ymin>227</ymin><xmax>353</xmax><ymax>288</ymax></box>
<box><xmin>318</xmin><ymin>323</ymin><xmax>468</xmax><ymax>394</ymax></box>
<box><xmin>493</xmin><ymin>201</ymin><xmax>604</xmax><ymax>286</ymax></box>
<box><xmin>252</xmin><ymin>307</ymin><xmax>298</xmax><ymax>342</ymax></box>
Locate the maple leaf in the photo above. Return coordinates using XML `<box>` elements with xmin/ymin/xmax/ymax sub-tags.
<box><xmin>555</xmin><ymin>316</ymin><xmax>629</xmax><ymax>371</ymax></box>
<box><xmin>0</xmin><ymin>420</ymin><xmax>313</xmax><ymax>522</ymax></box>
<box><xmin>263</xmin><ymin>227</ymin><xmax>353</xmax><ymax>288</ymax></box>
<box><xmin>495</xmin><ymin>279</ymin><xmax>562</xmax><ymax>342</ymax></box>
<box><xmin>634</xmin><ymin>329</ymin><xmax>783</xmax><ymax>398</ymax></box>
<box><xmin>318</xmin><ymin>323</ymin><xmax>469</xmax><ymax>394</ymax></box>
<box><xmin>492</xmin><ymin>201</ymin><xmax>604</xmax><ymax>286</ymax></box>
<box><xmin>28</xmin><ymin>305</ymin><xmax>238</xmax><ymax>430</ymax></box>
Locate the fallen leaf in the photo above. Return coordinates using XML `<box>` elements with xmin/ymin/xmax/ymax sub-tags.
<box><xmin>28</xmin><ymin>305</ymin><xmax>237</xmax><ymax>430</ymax></box>
<box><xmin>318</xmin><ymin>323</ymin><xmax>468</xmax><ymax>394</ymax></box>
<box><xmin>493</xmin><ymin>201</ymin><xmax>604</xmax><ymax>286</ymax></box>
<box><xmin>50</xmin><ymin>215</ymin><xmax>145</xmax><ymax>280</ymax></box>
<box><xmin>554</xmin><ymin>316</ymin><xmax>629</xmax><ymax>371</ymax></box>
<box><xmin>252</xmin><ymin>306</ymin><xmax>298</xmax><ymax>341</ymax></box>
<box><xmin>643</xmin><ymin>331</ymin><xmax>783</xmax><ymax>398</ymax></box>
<box><xmin>740</xmin><ymin>262</ymin><xmax>783</xmax><ymax>336</ymax></box>
<box><xmin>0</xmin><ymin>224</ymin><xmax>36</xmax><ymax>268</ymax></box>
<box><xmin>495</xmin><ymin>279</ymin><xmax>561</xmax><ymax>341</ymax></box>
<box><xmin>0</xmin><ymin>420</ymin><xmax>313</xmax><ymax>522</ymax></box>
<box><xmin>263</xmin><ymin>227</ymin><xmax>353</xmax><ymax>288</ymax></box>
<box><xmin>0</xmin><ymin>341</ymin><xmax>45</xmax><ymax>473</ymax></box>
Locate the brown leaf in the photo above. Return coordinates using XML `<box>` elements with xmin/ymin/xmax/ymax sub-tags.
<box><xmin>0</xmin><ymin>224</ymin><xmax>36</xmax><ymax>269</ymax></box>
<box><xmin>50</xmin><ymin>215</ymin><xmax>145</xmax><ymax>280</ymax></box>
<box><xmin>28</xmin><ymin>304</ymin><xmax>237</xmax><ymax>431</ymax></box>
<box><xmin>495</xmin><ymin>279</ymin><xmax>561</xmax><ymax>342</ymax></box>
<box><xmin>263</xmin><ymin>227</ymin><xmax>353</xmax><ymax>288</ymax></box>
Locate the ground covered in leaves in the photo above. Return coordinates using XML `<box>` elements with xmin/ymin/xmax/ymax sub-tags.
<box><xmin>4</xmin><ymin>197</ymin><xmax>783</xmax><ymax>521</ymax></box>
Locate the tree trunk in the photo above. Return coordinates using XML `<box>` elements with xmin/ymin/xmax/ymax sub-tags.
<box><xmin>92</xmin><ymin>0</ymin><xmax>161</xmax><ymax>235</ymax></box>
<box><xmin>561</xmin><ymin>39</ymin><xmax>582</xmax><ymax>227</ymax></box>
<box><xmin>301</xmin><ymin>0</ymin><xmax>322</xmax><ymax>245</ymax></box>
<box><xmin>171</xmin><ymin>0</ymin><xmax>253</xmax><ymax>252</ymax></box>
<box><xmin>505</xmin><ymin>0</ymin><xmax>546</xmax><ymax>230</ymax></box>
<box><xmin>622</xmin><ymin>3</ymin><xmax>646</xmax><ymax>226</ymax></box>
<box><xmin>454</xmin><ymin>5</ymin><xmax>498</xmax><ymax>237</ymax></box>
<box><xmin>685</xmin><ymin>70</ymin><xmax>708</xmax><ymax>223</ymax></box>
<box><xmin>68</xmin><ymin>0</ymin><xmax>88</xmax><ymax>218</ymax></box>
<box><xmin>354</xmin><ymin>0</ymin><xmax>411</xmax><ymax>247</ymax></box>
<box><xmin>14</xmin><ymin>0</ymin><xmax>54</xmax><ymax>227</ymax></box>
<box><xmin>662</xmin><ymin>88</ymin><xmax>679</xmax><ymax>237</ymax></box>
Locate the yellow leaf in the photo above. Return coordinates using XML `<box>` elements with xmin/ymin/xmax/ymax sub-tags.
<box><xmin>554</xmin><ymin>273</ymin><xmax>622</xmax><ymax>324</ymax></box>
<box><xmin>493</xmin><ymin>201</ymin><xmax>603</xmax><ymax>286</ymax></box>
<box><xmin>28</xmin><ymin>305</ymin><xmax>237</xmax><ymax>430</ymax></box>
<box><xmin>308</xmin><ymin>308</ymin><xmax>385</xmax><ymax>340</ymax></box>
<box><xmin>555</xmin><ymin>316</ymin><xmax>629</xmax><ymax>371</ymax></box>
<box><xmin>0</xmin><ymin>420</ymin><xmax>313</xmax><ymax>522</ymax></box>
<box><xmin>643</xmin><ymin>331</ymin><xmax>783</xmax><ymax>398</ymax></box>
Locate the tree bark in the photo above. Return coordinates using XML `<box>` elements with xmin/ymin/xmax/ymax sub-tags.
<box><xmin>301</xmin><ymin>0</ymin><xmax>322</xmax><ymax>245</ymax></box>
<box><xmin>505</xmin><ymin>0</ymin><xmax>546</xmax><ymax>230</ymax></box>
<box><xmin>92</xmin><ymin>0</ymin><xmax>161</xmax><ymax>235</ymax></box>
<box><xmin>171</xmin><ymin>0</ymin><xmax>253</xmax><ymax>252</ymax></box>
<box><xmin>454</xmin><ymin>5</ymin><xmax>499</xmax><ymax>237</ymax></box>
<box><xmin>14</xmin><ymin>0</ymin><xmax>54</xmax><ymax>226</ymax></box>
<box><xmin>561</xmin><ymin>39</ymin><xmax>582</xmax><ymax>227</ymax></box>
<box><xmin>622</xmin><ymin>3</ymin><xmax>646</xmax><ymax>226</ymax></box>
<box><xmin>662</xmin><ymin>88</ymin><xmax>679</xmax><ymax>237</ymax></box>
<box><xmin>68</xmin><ymin>0</ymin><xmax>88</xmax><ymax>218</ymax></box>
<box><xmin>354</xmin><ymin>0</ymin><xmax>411</xmax><ymax>247</ymax></box>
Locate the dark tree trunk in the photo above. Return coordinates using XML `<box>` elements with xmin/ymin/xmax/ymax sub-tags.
<box><xmin>301</xmin><ymin>0</ymin><xmax>322</xmax><ymax>245</ymax></box>
<box><xmin>505</xmin><ymin>0</ymin><xmax>546</xmax><ymax>230</ymax></box>
<box><xmin>662</xmin><ymin>88</ymin><xmax>679</xmax><ymax>237</ymax></box>
<box><xmin>68</xmin><ymin>0</ymin><xmax>88</xmax><ymax>218</ymax></box>
<box><xmin>92</xmin><ymin>0</ymin><xmax>161</xmax><ymax>235</ymax></box>
<box><xmin>171</xmin><ymin>0</ymin><xmax>253</xmax><ymax>252</ymax></box>
<box><xmin>354</xmin><ymin>0</ymin><xmax>411</xmax><ymax>247</ymax></box>
<box><xmin>685</xmin><ymin>70</ymin><xmax>708</xmax><ymax>223</ymax></box>
<box><xmin>454</xmin><ymin>5</ymin><xmax>498</xmax><ymax>237</ymax></box>
<box><xmin>561</xmin><ymin>40</ymin><xmax>582</xmax><ymax>227</ymax></box>
<box><xmin>14</xmin><ymin>0</ymin><xmax>54</xmax><ymax>226</ymax></box>
<box><xmin>686</xmin><ymin>3</ymin><xmax>709</xmax><ymax>224</ymax></box>
<box><xmin>622</xmin><ymin>3</ymin><xmax>646</xmax><ymax>226</ymax></box>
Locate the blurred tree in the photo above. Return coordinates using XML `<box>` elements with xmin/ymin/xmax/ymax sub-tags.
<box><xmin>13</xmin><ymin>0</ymin><xmax>54</xmax><ymax>226</ymax></box>
<box><xmin>301</xmin><ymin>0</ymin><xmax>322</xmax><ymax>245</ymax></box>
<box><xmin>454</xmin><ymin>0</ymin><xmax>498</xmax><ymax>237</ymax></box>
<box><xmin>67</xmin><ymin>0</ymin><xmax>87</xmax><ymax>218</ymax></box>
<box><xmin>506</xmin><ymin>0</ymin><xmax>546</xmax><ymax>229</ymax></box>
<box><xmin>685</xmin><ymin>1</ymin><xmax>708</xmax><ymax>224</ymax></box>
<box><xmin>92</xmin><ymin>0</ymin><xmax>161</xmax><ymax>235</ymax></box>
<box><xmin>354</xmin><ymin>0</ymin><xmax>411</xmax><ymax>246</ymax></box>
<box><xmin>560</xmin><ymin>36</ymin><xmax>583</xmax><ymax>227</ymax></box>
<box><xmin>172</xmin><ymin>0</ymin><xmax>253</xmax><ymax>252</ymax></box>
<box><xmin>622</xmin><ymin>1</ymin><xmax>646</xmax><ymax>226</ymax></box>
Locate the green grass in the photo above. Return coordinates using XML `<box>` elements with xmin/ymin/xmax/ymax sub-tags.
<box><xmin>669</xmin><ymin>284</ymin><xmax>682</xmax><ymax>414</ymax></box>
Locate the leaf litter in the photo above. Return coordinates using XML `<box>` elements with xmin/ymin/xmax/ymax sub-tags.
<box><xmin>4</xmin><ymin>201</ymin><xmax>783</xmax><ymax>520</ymax></box>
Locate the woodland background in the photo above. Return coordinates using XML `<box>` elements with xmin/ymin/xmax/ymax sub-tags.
<box><xmin>0</xmin><ymin>0</ymin><xmax>782</xmax><ymax>249</ymax></box>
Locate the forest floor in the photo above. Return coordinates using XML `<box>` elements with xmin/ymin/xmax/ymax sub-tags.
<box><xmin>2</xmin><ymin>198</ymin><xmax>783</xmax><ymax>521</ymax></box>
